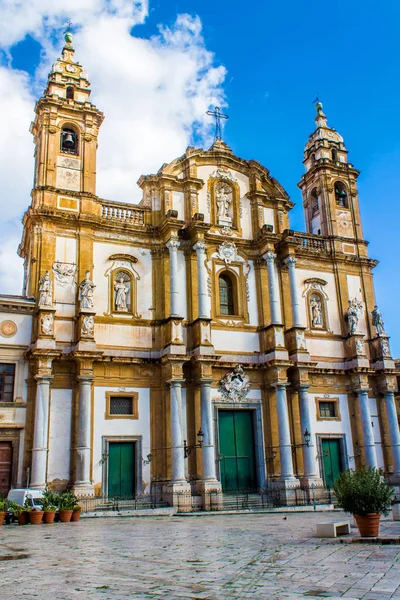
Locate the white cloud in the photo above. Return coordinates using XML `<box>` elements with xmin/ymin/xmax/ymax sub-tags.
<box><xmin>0</xmin><ymin>1</ymin><xmax>226</xmax><ymax>294</ymax></box>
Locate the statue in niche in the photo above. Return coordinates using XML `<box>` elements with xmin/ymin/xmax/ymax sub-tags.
<box><xmin>310</xmin><ymin>294</ymin><xmax>323</xmax><ymax>328</ymax></box>
<box><xmin>216</xmin><ymin>183</ymin><xmax>232</xmax><ymax>220</ymax></box>
<box><xmin>114</xmin><ymin>273</ymin><xmax>130</xmax><ymax>312</ymax></box>
<box><xmin>78</xmin><ymin>270</ymin><xmax>96</xmax><ymax>310</ymax></box>
<box><xmin>38</xmin><ymin>271</ymin><xmax>53</xmax><ymax>307</ymax></box>
<box><xmin>371</xmin><ymin>305</ymin><xmax>385</xmax><ymax>336</ymax></box>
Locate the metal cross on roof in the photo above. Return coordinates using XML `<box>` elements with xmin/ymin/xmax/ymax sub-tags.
<box><xmin>206</xmin><ymin>106</ymin><xmax>229</xmax><ymax>141</ymax></box>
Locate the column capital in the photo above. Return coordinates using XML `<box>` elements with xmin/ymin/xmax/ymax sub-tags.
<box><xmin>263</xmin><ymin>250</ymin><xmax>276</xmax><ymax>263</ymax></box>
<box><xmin>77</xmin><ymin>375</ymin><xmax>95</xmax><ymax>383</ymax></box>
<box><xmin>284</xmin><ymin>256</ymin><xmax>297</xmax><ymax>266</ymax></box>
<box><xmin>166</xmin><ymin>238</ymin><xmax>180</xmax><ymax>251</ymax></box>
<box><xmin>193</xmin><ymin>240</ymin><xmax>207</xmax><ymax>253</ymax></box>
<box><xmin>34</xmin><ymin>374</ymin><xmax>53</xmax><ymax>383</ymax></box>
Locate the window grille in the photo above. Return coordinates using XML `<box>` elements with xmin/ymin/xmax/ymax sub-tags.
<box><xmin>319</xmin><ymin>401</ymin><xmax>336</xmax><ymax>418</ymax></box>
<box><xmin>109</xmin><ymin>396</ymin><xmax>134</xmax><ymax>415</ymax></box>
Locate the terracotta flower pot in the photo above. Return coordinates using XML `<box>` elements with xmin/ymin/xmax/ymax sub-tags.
<box><xmin>17</xmin><ymin>511</ymin><xmax>29</xmax><ymax>525</ymax></box>
<box><xmin>0</xmin><ymin>512</ymin><xmax>5</xmax><ymax>526</ymax></box>
<box><xmin>71</xmin><ymin>510</ymin><xmax>81</xmax><ymax>522</ymax></box>
<box><xmin>58</xmin><ymin>509</ymin><xmax>73</xmax><ymax>522</ymax></box>
<box><xmin>354</xmin><ymin>513</ymin><xmax>381</xmax><ymax>537</ymax></box>
<box><xmin>43</xmin><ymin>510</ymin><xmax>56</xmax><ymax>524</ymax></box>
<box><xmin>29</xmin><ymin>510</ymin><xmax>44</xmax><ymax>525</ymax></box>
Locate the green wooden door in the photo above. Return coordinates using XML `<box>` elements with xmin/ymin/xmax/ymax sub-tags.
<box><xmin>219</xmin><ymin>410</ymin><xmax>256</xmax><ymax>491</ymax></box>
<box><xmin>321</xmin><ymin>439</ymin><xmax>342</xmax><ymax>488</ymax></box>
<box><xmin>108</xmin><ymin>442</ymin><xmax>135</xmax><ymax>497</ymax></box>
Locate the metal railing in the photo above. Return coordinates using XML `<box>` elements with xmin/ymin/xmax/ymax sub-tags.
<box><xmin>101</xmin><ymin>203</ymin><xmax>145</xmax><ymax>225</ymax></box>
<box><xmin>76</xmin><ymin>493</ymin><xmax>168</xmax><ymax>513</ymax></box>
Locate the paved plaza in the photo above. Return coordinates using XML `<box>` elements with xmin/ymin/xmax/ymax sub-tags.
<box><xmin>1</xmin><ymin>512</ymin><xmax>400</xmax><ymax>600</ymax></box>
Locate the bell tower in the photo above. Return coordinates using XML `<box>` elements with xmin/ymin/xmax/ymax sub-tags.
<box><xmin>30</xmin><ymin>30</ymin><xmax>104</xmax><ymax>202</ymax></box>
<box><xmin>298</xmin><ymin>102</ymin><xmax>364</xmax><ymax>241</ymax></box>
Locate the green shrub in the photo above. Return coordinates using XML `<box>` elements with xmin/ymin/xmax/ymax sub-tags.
<box><xmin>59</xmin><ymin>491</ymin><xmax>79</xmax><ymax>510</ymax></box>
<box><xmin>42</xmin><ymin>486</ymin><xmax>61</xmax><ymax>509</ymax></box>
<box><xmin>0</xmin><ymin>497</ymin><xmax>9</xmax><ymax>511</ymax></box>
<box><xmin>334</xmin><ymin>467</ymin><xmax>394</xmax><ymax>516</ymax></box>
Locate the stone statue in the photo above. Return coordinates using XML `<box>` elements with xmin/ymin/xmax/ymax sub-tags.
<box><xmin>216</xmin><ymin>184</ymin><xmax>232</xmax><ymax>219</ymax></box>
<box><xmin>78</xmin><ymin>270</ymin><xmax>96</xmax><ymax>310</ymax></box>
<box><xmin>347</xmin><ymin>300</ymin><xmax>359</xmax><ymax>335</ymax></box>
<box><xmin>114</xmin><ymin>274</ymin><xmax>129</xmax><ymax>312</ymax></box>
<box><xmin>38</xmin><ymin>271</ymin><xmax>52</xmax><ymax>306</ymax></box>
<box><xmin>310</xmin><ymin>295</ymin><xmax>323</xmax><ymax>327</ymax></box>
<box><xmin>371</xmin><ymin>305</ymin><xmax>385</xmax><ymax>336</ymax></box>
<box><xmin>81</xmin><ymin>315</ymin><xmax>94</xmax><ymax>337</ymax></box>
<box><xmin>219</xmin><ymin>365</ymin><xmax>250</xmax><ymax>403</ymax></box>
<box><xmin>41</xmin><ymin>313</ymin><xmax>54</xmax><ymax>335</ymax></box>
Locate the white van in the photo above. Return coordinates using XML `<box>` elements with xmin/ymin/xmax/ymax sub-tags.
<box><xmin>7</xmin><ymin>488</ymin><xmax>44</xmax><ymax>509</ymax></box>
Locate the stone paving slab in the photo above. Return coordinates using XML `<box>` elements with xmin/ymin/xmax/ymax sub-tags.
<box><xmin>0</xmin><ymin>512</ymin><xmax>399</xmax><ymax>599</ymax></box>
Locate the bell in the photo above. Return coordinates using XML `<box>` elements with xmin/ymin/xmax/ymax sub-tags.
<box><xmin>63</xmin><ymin>132</ymin><xmax>74</xmax><ymax>147</ymax></box>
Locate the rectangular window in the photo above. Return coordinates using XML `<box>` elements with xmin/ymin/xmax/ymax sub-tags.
<box><xmin>0</xmin><ymin>364</ymin><xmax>15</xmax><ymax>402</ymax></box>
<box><xmin>319</xmin><ymin>401</ymin><xmax>336</xmax><ymax>418</ymax></box>
<box><xmin>105</xmin><ymin>392</ymin><xmax>139</xmax><ymax>420</ymax></box>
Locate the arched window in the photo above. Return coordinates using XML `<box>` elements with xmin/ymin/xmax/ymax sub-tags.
<box><xmin>310</xmin><ymin>188</ymin><xmax>319</xmax><ymax>215</ymax></box>
<box><xmin>113</xmin><ymin>271</ymin><xmax>132</xmax><ymax>313</ymax></box>
<box><xmin>331</xmin><ymin>148</ymin><xmax>338</xmax><ymax>162</ymax></box>
<box><xmin>311</xmin><ymin>153</ymin><xmax>316</xmax><ymax>164</ymax></box>
<box><xmin>219</xmin><ymin>272</ymin><xmax>234</xmax><ymax>315</ymax></box>
<box><xmin>334</xmin><ymin>181</ymin><xmax>348</xmax><ymax>207</ymax></box>
<box><xmin>66</xmin><ymin>86</ymin><xmax>74</xmax><ymax>100</ymax></box>
<box><xmin>60</xmin><ymin>127</ymin><xmax>78</xmax><ymax>155</ymax></box>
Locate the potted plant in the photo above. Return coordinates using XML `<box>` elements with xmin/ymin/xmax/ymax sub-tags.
<box><xmin>71</xmin><ymin>504</ymin><xmax>82</xmax><ymax>522</ymax></box>
<box><xmin>58</xmin><ymin>491</ymin><xmax>78</xmax><ymax>522</ymax></box>
<box><xmin>334</xmin><ymin>467</ymin><xmax>394</xmax><ymax>537</ymax></box>
<box><xmin>42</xmin><ymin>498</ymin><xmax>57</xmax><ymax>524</ymax></box>
<box><xmin>0</xmin><ymin>497</ymin><xmax>8</xmax><ymax>525</ymax></box>
<box><xmin>7</xmin><ymin>502</ymin><xmax>28</xmax><ymax>525</ymax></box>
<box><xmin>29</xmin><ymin>505</ymin><xmax>44</xmax><ymax>524</ymax></box>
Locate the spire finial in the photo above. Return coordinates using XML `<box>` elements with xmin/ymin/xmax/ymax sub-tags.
<box><xmin>63</xmin><ymin>21</ymin><xmax>74</xmax><ymax>46</ymax></box>
<box><xmin>206</xmin><ymin>106</ymin><xmax>229</xmax><ymax>141</ymax></box>
<box><xmin>312</xmin><ymin>95</ymin><xmax>327</xmax><ymax>128</ymax></box>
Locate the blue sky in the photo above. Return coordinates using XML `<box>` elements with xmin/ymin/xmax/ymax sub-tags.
<box><xmin>1</xmin><ymin>0</ymin><xmax>400</xmax><ymax>355</ymax></box>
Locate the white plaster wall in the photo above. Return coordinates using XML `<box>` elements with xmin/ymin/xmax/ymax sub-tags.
<box><xmin>176</xmin><ymin>250</ymin><xmax>187</xmax><ymax>319</ymax></box>
<box><xmin>0</xmin><ymin>312</ymin><xmax>32</xmax><ymax>346</ymax></box>
<box><xmin>172</xmin><ymin>191</ymin><xmax>184</xmax><ymax>220</ymax></box>
<box><xmin>263</xmin><ymin>207</ymin><xmax>275</xmax><ymax>230</ymax></box>
<box><xmin>307</xmin><ymin>338</ymin><xmax>344</xmax><ymax>360</ymax></box>
<box><xmin>48</xmin><ymin>389</ymin><xmax>72</xmax><ymax>482</ymax></box>
<box><xmin>95</xmin><ymin>324</ymin><xmax>152</xmax><ymax>349</ymax></box>
<box><xmin>369</xmin><ymin>397</ymin><xmax>385</xmax><ymax>470</ymax></box>
<box><xmin>55</xmin><ymin>320</ymin><xmax>74</xmax><ymax>343</ymax></box>
<box><xmin>93</xmin><ymin>242</ymin><xmax>153</xmax><ymax>320</ymax></box>
<box><xmin>296</xmin><ymin>269</ymin><xmax>342</xmax><ymax>334</ymax></box>
<box><xmin>346</xmin><ymin>275</ymin><xmax>367</xmax><ymax>335</ymax></box>
<box><xmin>311</xmin><ymin>214</ymin><xmax>321</xmax><ymax>234</ymax></box>
<box><xmin>56</xmin><ymin>236</ymin><xmax>77</xmax><ymax>263</ymax></box>
<box><xmin>92</xmin><ymin>386</ymin><xmax>151</xmax><ymax>492</ymax></box>
<box><xmin>246</xmin><ymin>261</ymin><xmax>259</xmax><ymax>326</ymax></box>
<box><xmin>211</xmin><ymin>330</ymin><xmax>260</xmax><ymax>353</ymax></box>
<box><xmin>240</xmin><ymin>194</ymin><xmax>252</xmax><ymax>239</ymax></box>
<box><xmin>197</xmin><ymin>165</ymin><xmax>213</xmax><ymax>221</ymax></box>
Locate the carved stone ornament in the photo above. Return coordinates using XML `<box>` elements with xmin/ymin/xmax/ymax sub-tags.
<box><xmin>347</xmin><ymin>298</ymin><xmax>364</xmax><ymax>336</ymax></box>
<box><xmin>218</xmin><ymin>241</ymin><xmax>237</xmax><ymax>264</ymax></box>
<box><xmin>355</xmin><ymin>336</ymin><xmax>365</xmax><ymax>355</ymax></box>
<box><xmin>53</xmin><ymin>261</ymin><xmax>77</xmax><ymax>289</ymax></box>
<box><xmin>219</xmin><ymin>365</ymin><xmax>250</xmax><ymax>403</ymax></box>
<box><xmin>302</xmin><ymin>278</ymin><xmax>329</xmax><ymax>299</ymax></box>
<box><xmin>38</xmin><ymin>271</ymin><xmax>53</xmax><ymax>307</ymax></box>
<box><xmin>81</xmin><ymin>315</ymin><xmax>94</xmax><ymax>337</ymax></box>
<box><xmin>41</xmin><ymin>313</ymin><xmax>54</xmax><ymax>336</ymax></box>
<box><xmin>0</xmin><ymin>320</ymin><xmax>17</xmax><ymax>338</ymax></box>
<box><xmin>381</xmin><ymin>338</ymin><xmax>391</xmax><ymax>357</ymax></box>
<box><xmin>210</xmin><ymin>168</ymin><xmax>236</xmax><ymax>182</ymax></box>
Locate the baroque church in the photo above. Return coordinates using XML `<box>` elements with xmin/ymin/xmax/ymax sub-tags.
<box><xmin>0</xmin><ymin>32</ymin><xmax>399</xmax><ymax>507</ymax></box>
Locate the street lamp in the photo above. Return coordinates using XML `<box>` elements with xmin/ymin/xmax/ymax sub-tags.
<box><xmin>184</xmin><ymin>428</ymin><xmax>204</xmax><ymax>458</ymax></box>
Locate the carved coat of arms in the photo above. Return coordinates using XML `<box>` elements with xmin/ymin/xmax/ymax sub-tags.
<box><xmin>219</xmin><ymin>365</ymin><xmax>250</xmax><ymax>402</ymax></box>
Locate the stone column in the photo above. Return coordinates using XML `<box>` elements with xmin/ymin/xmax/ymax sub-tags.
<box><xmin>384</xmin><ymin>391</ymin><xmax>400</xmax><ymax>480</ymax></box>
<box><xmin>285</xmin><ymin>256</ymin><xmax>301</xmax><ymax>327</ymax></box>
<box><xmin>200</xmin><ymin>382</ymin><xmax>217</xmax><ymax>481</ymax></box>
<box><xmin>264</xmin><ymin>251</ymin><xmax>282</xmax><ymax>324</ymax></box>
<box><xmin>298</xmin><ymin>386</ymin><xmax>320</xmax><ymax>481</ymax></box>
<box><xmin>74</xmin><ymin>376</ymin><xmax>94</xmax><ymax>494</ymax></box>
<box><xmin>170</xmin><ymin>381</ymin><xmax>186</xmax><ymax>482</ymax></box>
<box><xmin>357</xmin><ymin>390</ymin><xmax>378</xmax><ymax>468</ymax></box>
<box><xmin>30</xmin><ymin>375</ymin><xmax>52</xmax><ymax>489</ymax></box>
<box><xmin>193</xmin><ymin>241</ymin><xmax>210</xmax><ymax>319</ymax></box>
<box><xmin>166</xmin><ymin>239</ymin><xmax>181</xmax><ymax>317</ymax></box>
<box><xmin>275</xmin><ymin>383</ymin><xmax>297</xmax><ymax>482</ymax></box>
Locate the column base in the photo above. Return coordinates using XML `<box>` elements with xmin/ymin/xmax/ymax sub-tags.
<box><xmin>299</xmin><ymin>476</ymin><xmax>324</xmax><ymax>488</ymax></box>
<box><xmin>29</xmin><ymin>483</ymin><xmax>46</xmax><ymax>490</ymax></box>
<box><xmin>387</xmin><ymin>475</ymin><xmax>400</xmax><ymax>486</ymax></box>
<box><xmin>163</xmin><ymin>481</ymin><xmax>192</xmax><ymax>512</ymax></box>
<box><xmin>274</xmin><ymin>477</ymin><xmax>300</xmax><ymax>506</ymax></box>
<box><xmin>71</xmin><ymin>482</ymin><xmax>94</xmax><ymax>497</ymax></box>
<box><xmin>191</xmin><ymin>479</ymin><xmax>223</xmax><ymax>511</ymax></box>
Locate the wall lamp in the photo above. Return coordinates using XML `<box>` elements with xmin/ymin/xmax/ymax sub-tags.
<box><xmin>184</xmin><ymin>428</ymin><xmax>204</xmax><ymax>458</ymax></box>
<box><xmin>266</xmin><ymin>451</ymin><xmax>277</xmax><ymax>462</ymax></box>
<box><xmin>143</xmin><ymin>453</ymin><xmax>152</xmax><ymax>465</ymax></box>
<box><xmin>292</xmin><ymin>429</ymin><xmax>311</xmax><ymax>453</ymax></box>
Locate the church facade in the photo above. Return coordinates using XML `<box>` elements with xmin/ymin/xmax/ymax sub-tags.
<box><xmin>0</xmin><ymin>33</ymin><xmax>399</xmax><ymax>506</ymax></box>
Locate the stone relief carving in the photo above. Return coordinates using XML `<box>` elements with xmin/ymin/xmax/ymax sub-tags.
<box><xmin>347</xmin><ymin>298</ymin><xmax>364</xmax><ymax>335</ymax></box>
<box><xmin>302</xmin><ymin>278</ymin><xmax>328</xmax><ymax>298</ymax></box>
<box><xmin>210</xmin><ymin>168</ymin><xmax>236</xmax><ymax>181</ymax></box>
<box><xmin>381</xmin><ymin>338</ymin><xmax>391</xmax><ymax>357</ymax></box>
<box><xmin>355</xmin><ymin>336</ymin><xmax>365</xmax><ymax>355</ymax></box>
<box><xmin>219</xmin><ymin>365</ymin><xmax>250</xmax><ymax>402</ymax></box>
<box><xmin>41</xmin><ymin>313</ymin><xmax>54</xmax><ymax>336</ymax></box>
<box><xmin>81</xmin><ymin>315</ymin><xmax>94</xmax><ymax>337</ymax></box>
<box><xmin>371</xmin><ymin>305</ymin><xmax>385</xmax><ymax>336</ymax></box>
<box><xmin>78</xmin><ymin>271</ymin><xmax>95</xmax><ymax>310</ymax></box>
<box><xmin>0</xmin><ymin>320</ymin><xmax>17</xmax><ymax>338</ymax></box>
<box><xmin>52</xmin><ymin>261</ymin><xmax>76</xmax><ymax>289</ymax></box>
<box><xmin>215</xmin><ymin>182</ymin><xmax>233</xmax><ymax>222</ymax></box>
<box><xmin>218</xmin><ymin>241</ymin><xmax>237</xmax><ymax>264</ymax></box>
<box><xmin>38</xmin><ymin>271</ymin><xmax>53</xmax><ymax>307</ymax></box>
